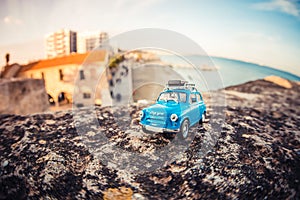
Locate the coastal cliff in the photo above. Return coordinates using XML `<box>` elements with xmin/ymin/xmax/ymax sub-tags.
<box><xmin>0</xmin><ymin>77</ymin><xmax>299</xmax><ymax>199</ymax></box>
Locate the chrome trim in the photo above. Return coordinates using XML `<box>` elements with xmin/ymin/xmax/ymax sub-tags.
<box><xmin>140</xmin><ymin>124</ymin><xmax>179</xmax><ymax>133</ymax></box>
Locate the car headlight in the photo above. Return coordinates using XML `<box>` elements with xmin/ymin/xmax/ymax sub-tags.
<box><xmin>170</xmin><ymin>113</ymin><xmax>178</xmax><ymax>122</ymax></box>
<box><xmin>139</xmin><ymin>110</ymin><xmax>144</xmax><ymax>119</ymax></box>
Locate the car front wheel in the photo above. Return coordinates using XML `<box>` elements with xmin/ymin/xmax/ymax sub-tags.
<box><xmin>200</xmin><ymin>111</ymin><xmax>206</xmax><ymax>124</ymax></box>
<box><xmin>179</xmin><ymin>119</ymin><xmax>189</xmax><ymax>139</ymax></box>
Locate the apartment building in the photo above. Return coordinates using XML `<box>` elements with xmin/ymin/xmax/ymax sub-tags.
<box><xmin>77</xmin><ymin>31</ymin><xmax>109</xmax><ymax>53</ymax></box>
<box><xmin>46</xmin><ymin>29</ymin><xmax>77</xmax><ymax>58</ymax></box>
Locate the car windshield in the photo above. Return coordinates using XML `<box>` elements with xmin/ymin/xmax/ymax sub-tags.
<box><xmin>158</xmin><ymin>92</ymin><xmax>187</xmax><ymax>103</ymax></box>
<box><xmin>158</xmin><ymin>92</ymin><xmax>178</xmax><ymax>102</ymax></box>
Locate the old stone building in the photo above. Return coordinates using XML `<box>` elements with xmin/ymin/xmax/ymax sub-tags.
<box><xmin>1</xmin><ymin>49</ymin><xmax>184</xmax><ymax>110</ymax></box>
<box><xmin>1</xmin><ymin>50</ymin><xmax>109</xmax><ymax>106</ymax></box>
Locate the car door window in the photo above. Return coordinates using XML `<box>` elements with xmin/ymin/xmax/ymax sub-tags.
<box><xmin>190</xmin><ymin>94</ymin><xmax>197</xmax><ymax>104</ymax></box>
<box><xmin>196</xmin><ymin>94</ymin><xmax>202</xmax><ymax>102</ymax></box>
<box><xmin>179</xmin><ymin>92</ymin><xmax>187</xmax><ymax>103</ymax></box>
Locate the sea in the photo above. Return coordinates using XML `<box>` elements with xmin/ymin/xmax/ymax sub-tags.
<box><xmin>159</xmin><ymin>55</ymin><xmax>300</xmax><ymax>91</ymax></box>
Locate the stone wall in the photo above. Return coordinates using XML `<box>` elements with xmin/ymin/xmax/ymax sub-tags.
<box><xmin>0</xmin><ymin>78</ymin><xmax>49</xmax><ymax>115</ymax></box>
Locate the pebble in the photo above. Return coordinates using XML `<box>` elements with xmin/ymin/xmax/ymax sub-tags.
<box><xmin>45</xmin><ymin>120</ymin><xmax>56</xmax><ymax>125</ymax></box>
<box><xmin>38</xmin><ymin>140</ymin><xmax>47</xmax><ymax>145</ymax></box>
<box><xmin>2</xmin><ymin>160</ymin><xmax>8</xmax><ymax>167</ymax></box>
<box><xmin>132</xmin><ymin>193</ymin><xmax>146</xmax><ymax>200</ymax></box>
<box><xmin>87</xmin><ymin>131</ymin><xmax>96</xmax><ymax>137</ymax></box>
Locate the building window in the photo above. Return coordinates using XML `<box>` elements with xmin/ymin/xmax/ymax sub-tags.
<box><xmin>58</xmin><ymin>92</ymin><xmax>66</xmax><ymax>102</ymax></box>
<box><xmin>79</xmin><ymin>70</ymin><xmax>85</xmax><ymax>80</ymax></box>
<box><xmin>59</xmin><ymin>69</ymin><xmax>64</xmax><ymax>81</ymax></box>
<box><xmin>41</xmin><ymin>72</ymin><xmax>45</xmax><ymax>80</ymax></box>
<box><xmin>83</xmin><ymin>93</ymin><xmax>91</xmax><ymax>99</ymax></box>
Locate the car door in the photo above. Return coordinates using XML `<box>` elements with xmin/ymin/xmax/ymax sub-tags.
<box><xmin>188</xmin><ymin>93</ymin><xmax>201</xmax><ymax>125</ymax></box>
<box><xmin>196</xmin><ymin>93</ymin><xmax>205</xmax><ymax>117</ymax></box>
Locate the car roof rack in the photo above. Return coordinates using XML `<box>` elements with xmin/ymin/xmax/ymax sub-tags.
<box><xmin>165</xmin><ymin>80</ymin><xmax>198</xmax><ymax>92</ymax></box>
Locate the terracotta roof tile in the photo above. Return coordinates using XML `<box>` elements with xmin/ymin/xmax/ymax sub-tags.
<box><xmin>20</xmin><ymin>50</ymin><xmax>106</xmax><ymax>72</ymax></box>
<box><xmin>19</xmin><ymin>62</ymin><xmax>39</xmax><ymax>73</ymax></box>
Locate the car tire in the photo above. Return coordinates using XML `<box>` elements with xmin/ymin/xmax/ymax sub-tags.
<box><xmin>200</xmin><ymin>111</ymin><xmax>206</xmax><ymax>124</ymax></box>
<box><xmin>179</xmin><ymin>119</ymin><xmax>189</xmax><ymax>139</ymax></box>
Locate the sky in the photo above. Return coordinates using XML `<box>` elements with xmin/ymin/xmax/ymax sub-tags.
<box><xmin>0</xmin><ymin>0</ymin><xmax>299</xmax><ymax>76</ymax></box>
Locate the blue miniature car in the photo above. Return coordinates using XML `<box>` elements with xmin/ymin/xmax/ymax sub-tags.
<box><xmin>139</xmin><ymin>80</ymin><xmax>206</xmax><ymax>139</ymax></box>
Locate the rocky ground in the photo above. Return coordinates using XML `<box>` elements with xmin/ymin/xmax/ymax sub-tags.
<box><xmin>0</xmin><ymin>77</ymin><xmax>299</xmax><ymax>199</ymax></box>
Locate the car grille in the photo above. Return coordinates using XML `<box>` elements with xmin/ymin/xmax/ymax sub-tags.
<box><xmin>147</xmin><ymin>112</ymin><xmax>166</xmax><ymax>127</ymax></box>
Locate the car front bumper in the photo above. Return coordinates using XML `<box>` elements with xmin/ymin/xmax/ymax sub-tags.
<box><xmin>142</xmin><ymin>124</ymin><xmax>179</xmax><ymax>133</ymax></box>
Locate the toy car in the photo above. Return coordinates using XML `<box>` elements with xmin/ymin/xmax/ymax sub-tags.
<box><xmin>139</xmin><ymin>80</ymin><xmax>206</xmax><ymax>139</ymax></box>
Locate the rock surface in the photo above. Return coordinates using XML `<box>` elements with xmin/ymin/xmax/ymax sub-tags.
<box><xmin>0</xmin><ymin>78</ymin><xmax>299</xmax><ymax>199</ymax></box>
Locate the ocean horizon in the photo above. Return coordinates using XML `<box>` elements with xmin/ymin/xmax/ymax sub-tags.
<box><xmin>159</xmin><ymin>55</ymin><xmax>300</xmax><ymax>91</ymax></box>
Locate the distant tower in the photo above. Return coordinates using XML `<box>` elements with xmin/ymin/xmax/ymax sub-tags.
<box><xmin>5</xmin><ymin>53</ymin><xmax>10</xmax><ymax>66</ymax></box>
<box><xmin>45</xmin><ymin>29</ymin><xmax>77</xmax><ymax>58</ymax></box>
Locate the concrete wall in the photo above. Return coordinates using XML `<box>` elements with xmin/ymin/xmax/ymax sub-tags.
<box><xmin>0</xmin><ymin>78</ymin><xmax>49</xmax><ymax>115</ymax></box>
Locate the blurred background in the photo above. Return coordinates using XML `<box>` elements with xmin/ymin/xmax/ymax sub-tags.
<box><xmin>0</xmin><ymin>0</ymin><xmax>299</xmax><ymax>114</ymax></box>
